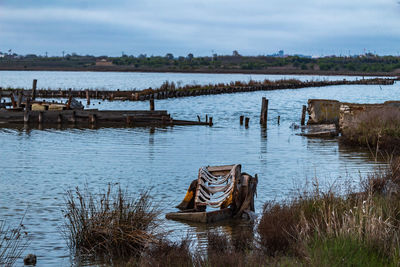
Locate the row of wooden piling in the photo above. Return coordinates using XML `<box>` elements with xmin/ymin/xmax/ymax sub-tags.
<box><xmin>1</xmin><ymin>78</ymin><xmax>395</xmax><ymax>103</ymax></box>
<box><xmin>240</xmin><ymin>98</ymin><xmax>307</xmax><ymax>128</ymax></box>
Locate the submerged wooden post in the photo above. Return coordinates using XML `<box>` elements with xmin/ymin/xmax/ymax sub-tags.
<box><xmin>32</xmin><ymin>79</ymin><xmax>37</xmax><ymax>100</ymax></box>
<box><xmin>205</xmin><ymin>114</ymin><xmax>208</xmax><ymax>123</ymax></box>
<box><xmin>86</xmin><ymin>90</ymin><xmax>90</xmax><ymax>106</ymax></box>
<box><xmin>245</xmin><ymin>117</ymin><xmax>250</xmax><ymax>128</ymax></box>
<box><xmin>278</xmin><ymin>115</ymin><xmax>280</xmax><ymax>125</ymax></box>
<box><xmin>240</xmin><ymin>115</ymin><xmax>244</xmax><ymax>125</ymax></box>
<box><xmin>260</xmin><ymin>97</ymin><xmax>268</xmax><ymax>127</ymax></box>
<box><xmin>150</xmin><ymin>98</ymin><xmax>155</xmax><ymax>111</ymax></box>
<box><xmin>301</xmin><ymin>105</ymin><xmax>307</xmax><ymax>126</ymax></box>
<box><xmin>197</xmin><ymin>115</ymin><xmax>201</xmax><ymax>122</ymax></box>
<box><xmin>209</xmin><ymin>117</ymin><xmax>213</xmax><ymax>126</ymax></box>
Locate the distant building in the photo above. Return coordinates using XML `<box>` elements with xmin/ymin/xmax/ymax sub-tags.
<box><xmin>95</xmin><ymin>59</ymin><xmax>113</xmax><ymax>66</ymax></box>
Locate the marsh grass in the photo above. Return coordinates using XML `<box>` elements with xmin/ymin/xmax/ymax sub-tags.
<box><xmin>341</xmin><ymin>107</ymin><xmax>400</xmax><ymax>153</ymax></box>
<box><xmin>0</xmin><ymin>218</ymin><xmax>28</xmax><ymax>266</ymax></box>
<box><xmin>63</xmin><ymin>184</ymin><xmax>160</xmax><ymax>262</ymax></box>
<box><xmin>257</xmin><ymin>159</ymin><xmax>400</xmax><ymax>265</ymax></box>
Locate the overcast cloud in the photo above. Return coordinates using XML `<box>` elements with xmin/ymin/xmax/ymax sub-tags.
<box><xmin>0</xmin><ymin>0</ymin><xmax>399</xmax><ymax>56</ymax></box>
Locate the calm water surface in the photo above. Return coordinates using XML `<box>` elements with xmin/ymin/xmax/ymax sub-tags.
<box><xmin>0</xmin><ymin>70</ymin><xmax>382</xmax><ymax>90</ymax></box>
<box><xmin>0</xmin><ymin>72</ymin><xmax>398</xmax><ymax>266</ymax></box>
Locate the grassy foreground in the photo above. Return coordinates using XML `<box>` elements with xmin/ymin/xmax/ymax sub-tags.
<box><xmin>63</xmin><ymin>162</ymin><xmax>400</xmax><ymax>266</ymax></box>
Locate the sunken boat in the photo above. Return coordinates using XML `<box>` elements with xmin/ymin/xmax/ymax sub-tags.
<box><xmin>166</xmin><ymin>164</ymin><xmax>258</xmax><ymax>223</ymax></box>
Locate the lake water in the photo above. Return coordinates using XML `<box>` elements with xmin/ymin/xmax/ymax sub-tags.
<box><xmin>0</xmin><ymin>70</ymin><xmax>381</xmax><ymax>91</ymax></box>
<box><xmin>0</xmin><ymin>71</ymin><xmax>398</xmax><ymax>266</ymax></box>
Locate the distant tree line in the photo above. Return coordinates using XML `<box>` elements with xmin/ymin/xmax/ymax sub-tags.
<box><xmin>2</xmin><ymin>51</ymin><xmax>400</xmax><ymax>73</ymax></box>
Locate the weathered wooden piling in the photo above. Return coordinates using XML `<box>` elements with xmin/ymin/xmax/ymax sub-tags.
<box><xmin>150</xmin><ymin>98</ymin><xmax>155</xmax><ymax>111</ymax></box>
<box><xmin>209</xmin><ymin>117</ymin><xmax>213</xmax><ymax>126</ymax></box>
<box><xmin>260</xmin><ymin>97</ymin><xmax>268</xmax><ymax>127</ymax></box>
<box><xmin>17</xmin><ymin>92</ymin><xmax>22</xmax><ymax>108</ymax></box>
<box><xmin>38</xmin><ymin>112</ymin><xmax>43</xmax><ymax>124</ymax></box>
<box><xmin>25</xmin><ymin>98</ymin><xmax>31</xmax><ymax>111</ymax></box>
<box><xmin>89</xmin><ymin>114</ymin><xmax>96</xmax><ymax>124</ymax></box>
<box><xmin>240</xmin><ymin>115</ymin><xmax>244</xmax><ymax>125</ymax></box>
<box><xmin>86</xmin><ymin>90</ymin><xmax>90</xmax><ymax>106</ymax></box>
<box><xmin>24</xmin><ymin>112</ymin><xmax>30</xmax><ymax>124</ymax></box>
<box><xmin>10</xmin><ymin>94</ymin><xmax>16</xmax><ymax>108</ymax></box>
<box><xmin>245</xmin><ymin>117</ymin><xmax>250</xmax><ymax>128</ymax></box>
<box><xmin>301</xmin><ymin>105</ymin><xmax>307</xmax><ymax>126</ymax></box>
<box><xmin>32</xmin><ymin>79</ymin><xmax>37</xmax><ymax>100</ymax></box>
<box><xmin>278</xmin><ymin>115</ymin><xmax>280</xmax><ymax>125</ymax></box>
<box><xmin>206</xmin><ymin>114</ymin><xmax>208</xmax><ymax>123</ymax></box>
<box><xmin>197</xmin><ymin>115</ymin><xmax>201</xmax><ymax>122</ymax></box>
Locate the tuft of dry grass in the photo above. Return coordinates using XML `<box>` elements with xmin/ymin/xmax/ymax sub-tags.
<box><xmin>0</xmin><ymin>219</ymin><xmax>29</xmax><ymax>266</ymax></box>
<box><xmin>63</xmin><ymin>184</ymin><xmax>159</xmax><ymax>262</ymax></box>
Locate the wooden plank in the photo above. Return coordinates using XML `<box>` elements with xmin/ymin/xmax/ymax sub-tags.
<box><xmin>165</xmin><ymin>208</ymin><xmax>232</xmax><ymax>223</ymax></box>
<box><xmin>207</xmin><ymin>165</ymin><xmax>235</xmax><ymax>172</ymax></box>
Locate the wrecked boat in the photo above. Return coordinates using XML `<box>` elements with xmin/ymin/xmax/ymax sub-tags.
<box><xmin>166</xmin><ymin>164</ymin><xmax>258</xmax><ymax>223</ymax></box>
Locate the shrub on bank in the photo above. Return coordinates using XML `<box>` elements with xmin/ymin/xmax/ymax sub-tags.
<box><xmin>63</xmin><ymin>184</ymin><xmax>159</xmax><ymax>262</ymax></box>
<box><xmin>341</xmin><ymin>107</ymin><xmax>400</xmax><ymax>153</ymax></box>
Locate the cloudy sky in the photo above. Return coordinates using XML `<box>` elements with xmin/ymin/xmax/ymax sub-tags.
<box><xmin>1</xmin><ymin>0</ymin><xmax>400</xmax><ymax>57</ymax></box>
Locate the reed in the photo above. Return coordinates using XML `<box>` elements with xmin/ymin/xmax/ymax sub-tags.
<box><xmin>0</xmin><ymin>219</ymin><xmax>28</xmax><ymax>266</ymax></box>
<box><xmin>63</xmin><ymin>184</ymin><xmax>159</xmax><ymax>262</ymax></box>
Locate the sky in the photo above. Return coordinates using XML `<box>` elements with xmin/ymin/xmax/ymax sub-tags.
<box><xmin>1</xmin><ymin>0</ymin><xmax>400</xmax><ymax>57</ymax></box>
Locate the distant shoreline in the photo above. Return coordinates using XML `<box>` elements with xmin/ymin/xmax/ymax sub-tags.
<box><xmin>0</xmin><ymin>66</ymin><xmax>398</xmax><ymax>77</ymax></box>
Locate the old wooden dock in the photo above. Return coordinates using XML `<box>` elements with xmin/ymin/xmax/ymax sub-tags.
<box><xmin>0</xmin><ymin>109</ymin><xmax>211</xmax><ymax>128</ymax></box>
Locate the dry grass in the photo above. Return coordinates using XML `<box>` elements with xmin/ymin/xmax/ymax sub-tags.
<box><xmin>63</xmin><ymin>184</ymin><xmax>159</xmax><ymax>262</ymax></box>
<box><xmin>0</xmin><ymin>219</ymin><xmax>28</xmax><ymax>266</ymax></box>
<box><xmin>257</xmin><ymin>159</ymin><xmax>400</xmax><ymax>264</ymax></box>
<box><xmin>341</xmin><ymin>107</ymin><xmax>400</xmax><ymax>153</ymax></box>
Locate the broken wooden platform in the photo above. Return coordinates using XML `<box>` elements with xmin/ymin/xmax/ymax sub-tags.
<box><xmin>0</xmin><ymin>109</ymin><xmax>211</xmax><ymax>128</ymax></box>
<box><xmin>297</xmin><ymin>124</ymin><xmax>338</xmax><ymax>137</ymax></box>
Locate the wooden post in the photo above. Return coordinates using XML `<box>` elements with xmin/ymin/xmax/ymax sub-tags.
<box><xmin>38</xmin><ymin>112</ymin><xmax>43</xmax><ymax>124</ymax></box>
<box><xmin>25</xmin><ymin>98</ymin><xmax>31</xmax><ymax>111</ymax></box>
<box><xmin>260</xmin><ymin>97</ymin><xmax>268</xmax><ymax>126</ymax></box>
<box><xmin>277</xmin><ymin>115</ymin><xmax>280</xmax><ymax>125</ymax></box>
<box><xmin>17</xmin><ymin>91</ymin><xmax>22</xmax><ymax>108</ymax></box>
<box><xmin>10</xmin><ymin>93</ymin><xmax>17</xmax><ymax>108</ymax></box>
<box><xmin>89</xmin><ymin>114</ymin><xmax>96</xmax><ymax>124</ymax></box>
<box><xmin>205</xmin><ymin>114</ymin><xmax>208</xmax><ymax>123</ymax></box>
<box><xmin>32</xmin><ymin>79</ymin><xmax>37</xmax><ymax>100</ymax></box>
<box><xmin>24</xmin><ymin>111</ymin><xmax>30</xmax><ymax>124</ymax></box>
<box><xmin>150</xmin><ymin>98</ymin><xmax>155</xmax><ymax>111</ymax></box>
<box><xmin>240</xmin><ymin>115</ymin><xmax>244</xmax><ymax>125</ymax></box>
<box><xmin>209</xmin><ymin>117</ymin><xmax>213</xmax><ymax>126</ymax></box>
<box><xmin>301</xmin><ymin>105</ymin><xmax>307</xmax><ymax>126</ymax></box>
<box><xmin>197</xmin><ymin>115</ymin><xmax>201</xmax><ymax>122</ymax></box>
<box><xmin>86</xmin><ymin>90</ymin><xmax>90</xmax><ymax>106</ymax></box>
<box><xmin>95</xmin><ymin>89</ymin><xmax>98</xmax><ymax>99</ymax></box>
<box><xmin>245</xmin><ymin>117</ymin><xmax>250</xmax><ymax>128</ymax></box>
